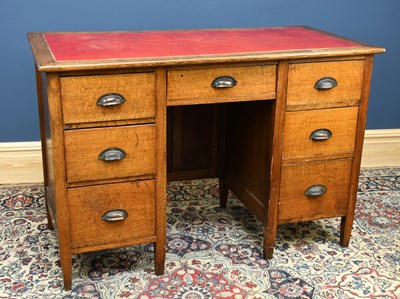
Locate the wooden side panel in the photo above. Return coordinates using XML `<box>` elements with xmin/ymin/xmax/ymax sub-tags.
<box><xmin>68</xmin><ymin>180</ymin><xmax>155</xmax><ymax>249</ymax></box>
<box><xmin>64</xmin><ymin>125</ymin><xmax>156</xmax><ymax>183</ymax></box>
<box><xmin>279</xmin><ymin>159</ymin><xmax>352</xmax><ymax>222</ymax></box>
<box><xmin>167</xmin><ymin>65</ymin><xmax>276</xmax><ymax>105</ymax></box>
<box><xmin>287</xmin><ymin>60</ymin><xmax>364</xmax><ymax>110</ymax></box>
<box><xmin>283</xmin><ymin>107</ymin><xmax>358</xmax><ymax>161</ymax></box>
<box><xmin>61</xmin><ymin>73</ymin><xmax>155</xmax><ymax>124</ymax></box>
<box><xmin>223</xmin><ymin>101</ymin><xmax>274</xmax><ymax>208</ymax></box>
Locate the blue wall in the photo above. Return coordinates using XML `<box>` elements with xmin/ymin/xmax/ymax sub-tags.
<box><xmin>1</xmin><ymin>0</ymin><xmax>398</xmax><ymax>142</ymax></box>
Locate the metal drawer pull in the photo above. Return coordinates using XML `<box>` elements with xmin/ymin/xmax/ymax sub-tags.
<box><xmin>102</xmin><ymin>209</ymin><xmax>128</xmax><ymax>222</ymax></box>
<box><xmin>305</xmin><ymin>184</ymin><xmax>327</xmax><ymax>197</ymax></box>
<box><xmin>96</xmin><ymin>93</ymin><xmax>126</xmax><ymax>107</ymax></box>
<box><xmin>98</xmin><ymin>147</ymin><xmax>126</xmax><ymax>161</ymax></box>
<box><xmin>211</xmin><ymin>76</ymin><xmax>237</xmax><ymax>88</ymax></box>
<box><xmin>310</xmin><ymin>129</ymin><xmax>332</xmax><ymax>141</ymax></box>
<box><xmin>314</xmin><ymin>77</ymin><xmax>338</xmax><ymax>90</ymax></box>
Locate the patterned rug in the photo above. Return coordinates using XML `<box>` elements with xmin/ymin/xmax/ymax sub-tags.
<box><xmin>0</xmin><ymin>168</ymin><xmax>399</xmax><ymax>299</ymax></box>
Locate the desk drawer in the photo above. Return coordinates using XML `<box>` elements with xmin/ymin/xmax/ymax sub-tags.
<box><xmin>64</xmin><ymin>125</ymin><xmax>156</xmax><ymax>183</ymax></box>
<box><xmin>167</xmin><ymin>65</ymin><xmax>276</xmax><ymax>104</ymax></box>
<box><xmin>68</xmin><ymin>180</ymin><xmax>155</xmax><ymax>249</ymax></box>
<box><xmin>287</xmin><ymin>60</ymin><xmax>364</xmax><ymax>110</ymax></box>
<box><xmin>61</xmin><ymin>73</ymin><xmax>155</xmax><ymax>124</ymax></box>
<box><xmin>279</xmin><ymin>159</ymin><xmax>352</xmax><ymax>222</ymax></box>
<box><xmin>283</xmin><ymin>107</ymin><xmax>358</xmax><ymax>161</ymax></box>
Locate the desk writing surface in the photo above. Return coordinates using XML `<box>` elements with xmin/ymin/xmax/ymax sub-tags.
<box><xmin>28</xmin><ymin>26</ymin><xmax>384</xmax><ymax>71</ymax></box>
<box><xmin>43</xmin><ymin>27</ymin><xmax>359</xmax><ymax>61</ymax></box>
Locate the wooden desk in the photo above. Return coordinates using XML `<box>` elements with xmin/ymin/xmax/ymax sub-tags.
<box><xmin>28</xmin><ymin>26</ymin><xmax>384</xmax><ymax>290</ymax></box>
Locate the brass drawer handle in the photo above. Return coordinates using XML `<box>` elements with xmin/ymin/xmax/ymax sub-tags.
<box><xmin>211</xmin><ymin>76</ymin><xmax>237</xmax><ymax>88</ymax></box>
<box><xmin>98</xmin><ymin>147</ymin><xmax>127</xmax><ymax>161</ymax></box>
<box><xmin>314</xmin><ymin>77</ymin><xmax>338</xmax><ymax>90</ymax></box>
<box><xmin>96</xmin><ymin>93</ymin><xmax>126</xmax><ymax>107</ymax></box>
<box><xmin>305</xmin><ymin>184</ymin><xmax>327</xmax><ymax>197</ymax></box>
<box><xmin>310</xmin><ymin>129</ymin><xmax>332</xmax><ymax>141</ymax></box>
<box><xmin>102</xmin><ymin>209</ymin><xmax>128</xmax><ymax>222</ymax></box>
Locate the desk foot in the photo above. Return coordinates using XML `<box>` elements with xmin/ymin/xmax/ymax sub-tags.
<box><xmin>44</xmin><ymin>191</ymin><xmax>54</xmax><ymax>231</ymax></box>
<box><xmin>339</xmin><ymin>216</ymin><xmax>353</xmax><ymax>247</ymax></box>
<box><xmin>263</xmin><ymin>246</ymin><xmax>274</xmax><ymax>260</ymax></box>
<box><xmin>60</xmin><ymin>253</ymin><xmax>72</xmax><ymax>291</ymax></box>
<box><xmin>45</xmin><ymin>203</ymin><xmax>54</xmax><ymax>231</ymax></box>
<box><xmin>154</xmin><ymin>242</ymin><xmax>165</xmax><ymax>276</ymax></box>
<box><xmin>218</xmin><ymin>178</ymin><xmax>228</xmax><ymax>208</ymax></box>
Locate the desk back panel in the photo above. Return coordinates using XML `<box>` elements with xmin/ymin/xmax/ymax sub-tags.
<box><xmin>167</xmin><ymin>105</ymin><xmax>218</xmax><ymax>181</ymax></box>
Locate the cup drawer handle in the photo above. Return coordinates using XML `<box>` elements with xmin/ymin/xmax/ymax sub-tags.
<box><xmin>314</xmin><ymin>77</ymin><xmax>338</xmax><ymax>90</ymax></box>
<box><xmin>102</xmin><ymin>209</ymin><xmax>128</xmax><ymax>222</ymax></box>
<box><xmin>305</xmin><ymin>184</ymin><xmax>327</xmax><ymax>197</ymax></box>
<box><xmin>98</xmin><ymin>147</ymin><xmax>127</xmax><ymax>161</ymax></box>
<box><xmin>310</xmin><ymin>129</ymin><xmax>332</xmax><ymax>141</ymax></box>
<box><xmin>211</xmin><ymin>76</ymin><xmax>237</xmax><ymax>88</ymax></box>
<box><xmin>96</xmin><ymin>93</ymin><xmax>126</xmax><ymax>107</ymax></box>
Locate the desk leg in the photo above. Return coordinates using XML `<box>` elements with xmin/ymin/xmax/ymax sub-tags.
<box><xmin>154</xmin><ymin>242</ymin><xmax>165</xmax><ymax>275</ymax></box>
<box><xmin>218</xmin><ymin>178</ymin><xmax>229</xmax><ymax>208</ymax></box>
<box><xmin>263</xmin><ymin>60</ymin><xmax>289</xmax><ymax>259</ymax></box>
<box><xmin>60</xmin><ymin>252</ymin><xmax>72</xmax><ymax>290</ymax></box>
<box><xmin>340</xmin><ymin>55</ymin><xmax>374</xmax><ymax>249</ymax></box>
<box><xmin>263</xmin><ymin>225</ymin><xmax>277</xmax><ymax>259</ymax></box>
<box><xmin>218</xmin><ymin>104</ymin><xmax>229</xmax><ymax>208</ymax></box>
<box><xmin>155</xmin><ymin>68</ymin><xmax>167</xmax><ymax>275</ymax></box>
<box><xmin>340</xmin><ymin>216</ymin><xmax>352</xmax><ymax>247</ymax></box>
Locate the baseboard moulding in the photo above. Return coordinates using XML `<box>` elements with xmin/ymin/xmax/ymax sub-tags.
<box><xmin>1</xmin><ymin>129</ymin><xmax>399</xmax><ymax>184</ymax></box>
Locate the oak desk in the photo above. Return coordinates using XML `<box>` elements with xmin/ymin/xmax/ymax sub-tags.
<box><xmin>28</xmin><ymin>26</ymin><xmax>384</xmax><ymax>290</ymax></box>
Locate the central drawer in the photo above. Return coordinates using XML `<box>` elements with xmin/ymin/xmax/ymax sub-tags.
<box><xmin>68</xmin><ymin>180</ymin><xmax>156</xmax><ymax>249</ymax></box>
<box><xmin>167</xmin><ymin>65</ymin><xmax>276</xmax><ymax>104</ymax></box>
<box><xmin>64</xmin><ymin>125</ymin><xmax>156</xmax><ymax>183</ymax></box>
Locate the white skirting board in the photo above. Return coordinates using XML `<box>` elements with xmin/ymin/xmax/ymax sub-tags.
<box><xmin>1</xmin><ymin>129</ymin><xmax>399</xmax><ymax>184</ymax></box>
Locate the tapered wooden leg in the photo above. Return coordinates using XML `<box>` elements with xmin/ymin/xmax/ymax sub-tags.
<box><xmin>154</xmin><ymin>241</ymin><xmax>166</xmax><ymax>275</ymax></box>
<box><xmin>45</xmin><ymin>196</ymin><xmax>54</xmax><ymax>230</ymax></box>
<box><xmin>60</xmin><ymin>251</ymin><xmax>72</xmax><ymax>291</ymax></box>
<box><xmin>219</xmin><ymin>178</ymin><xmax>229</xmax><ymax>208</ymax></box>
<box><xmin>155</xmin><ymin>68</ymin><xmax>167</xmax><ymax>277</ymax></box>
<box><xmin>263</xmin><ymin>222</ymin><xmax>277</xmax><ymax>259</ymax></box>
<box><xmin>340</xmin><ymin>55</ymin><xmax>374</xmax><ymax>248</ymax></box>
<box><xmin>262</xmin><ymin>61</ymin><xmax>288</xmax><ymax>260</ymax></box>
<box><xmin>340</xmin><ymin>216</ymin><xmax>353</xmax><ymax>247</ymax></box>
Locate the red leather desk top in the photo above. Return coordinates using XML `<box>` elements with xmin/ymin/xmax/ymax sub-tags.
<box><xmin>44</xmin><ymin>27</ymin><xmax>359</xmax><ymax>62</ymax></box>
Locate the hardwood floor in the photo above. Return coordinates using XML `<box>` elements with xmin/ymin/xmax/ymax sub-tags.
<box><xmin>1</xmin><ymin>129</ymin><xmax>399</xmax><ymax>184</ymax></box>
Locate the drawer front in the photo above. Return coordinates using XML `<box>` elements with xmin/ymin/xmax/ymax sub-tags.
<box><xmin>167</xmin><ymin>65</ymin><xmax>276</xmax><ymax>103</ymax></box>
<box><xmin>279</xmin><ymin>159</ymin><xmax>352</xmax><ymax>222</ymax></box>
<box><xmin>64</xmin><ymin>125</ymin><xmax>156</xmax><ymax>183</ymax></box>
<box><xmin>287</xmin><ymin>60</ymin><xmax>364</xmax><ymax>110</ymax></box>
<box><xmin>61</xmin><ymin>73</ymin><xmax>155</xmax><ymax>124</ymax></box>
<box><xmin>283</xmin><ymin>107</ymin><xmax>358</xmax><ymax>161</ymax></box>
<box><xmin>68</xmin><ymin>180</ymin><xmax>155</xmax><ymax>248</ymax></box>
